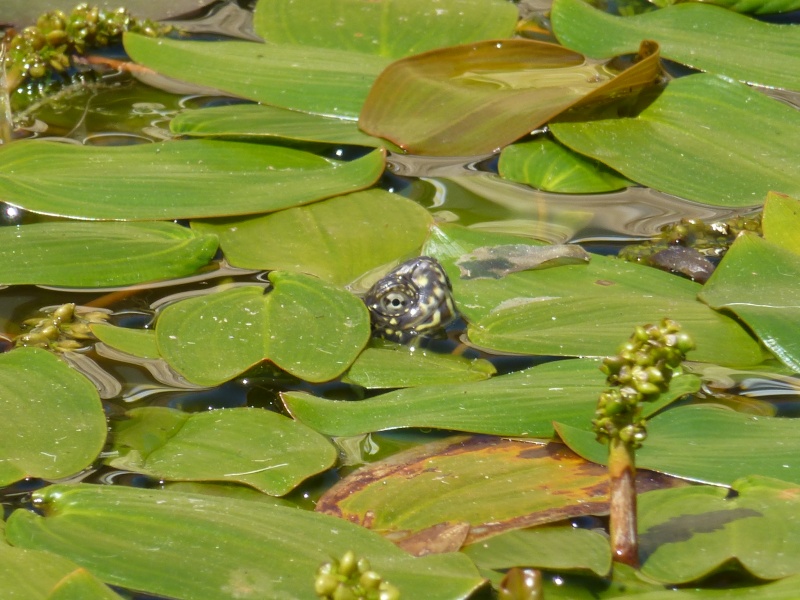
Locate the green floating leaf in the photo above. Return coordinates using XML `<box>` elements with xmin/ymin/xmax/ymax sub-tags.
<box><xmin>699</xmin><ymin>232</ymin><xmax>800</xmax><ymax>371</ymax></box>
<box><xmin>91</xmin><ymin>324</ymin><xmax>160</xmax><ymax>359</ymax></box>
<box><xmin>283</xmin><ymin>358</ymin><xmax>700</xmax><ymax>437</ymax></box>
<box><xmin>638</xmin><ymin>476</ymin><xmax>800</xmax><ymax>583</ymax></box>
<box><xmin>551</xmin><ymin>0</ymin><xmax>800</xmax><ymax>91</ymax></box>
<box><xmin>651</xmin><ymin>0</ymin><xmax>800</xmax><ymax>15</ymax></box>
<box><xmin>0</xmin><ymin>348</ymin><xmax>106</xmax><ymax>486</ymax></box>
<box><xmin>193</xmin><ymin>189</ymin><xmax>434</xmax><ymax>286</ymax></box>
<box><xmin>0</xmin><ymin>139</ymin><xmax>384</xmax><ymax>220</ymax></box>
<box><xmin>125</xmin><ymin>32</ymin><xmax>389</xmax><ymax>118</ymax></box>
<box><xmin>551</xmin><ymin>74</ymin><xmax>800</xmax><ymax>207</ymax></box>
<box><xmin>5</xmin><ymin>484</ymin><xmax>484</xmax><ymax>600</ymax></box>
<box><xmin>343</xmin><ymin>346</ymin><xmax>496</xmax><ymax>388</ymax></box>
<box><xmin>556</xmin><ymin>405</ymin><xmax>800</xmax><ymax>486</ymax></box>
<box><xmin>171</xmin><ymin>103</ymin><xmax>395</xmax><ymax>149</ymax></box>
<box><xmin>762</xmin><ymin>192</ymin><xmax>800</xmax><ymax>255</ymax></box>
<box><xmin>359</xmin><ymin>39</ymin><xmax>662</xmax><ymax>155</ymax></box>
<box><xmin>253</xmin><ymin>0</ymin><xmax>517</xmax><ymax>59</ymax></box>
<box><xmin>462</xmin><ymin>525</ymin><xmax>611</xmax><ymax>577</ymax></box>
<box><xmin>157</xmin><ymin>276</ymin><xmax>370</xmax><ymax>386</ymax></box>
<box><xmin>0</xmin><ymin>221</ymin><xmax>217</xmax><ymax>287</ymax></box>
<box><xmin>424</xmin><ymin>224</ymin><xmax>764</xmax><ymax>367</ymax></box>
<box><xmin>498</xmin><ymin>136</ymin><xmax>631</xmax><ymax>194</ymax></box>
<box><xmin>316</xmin><ymin>436</ymin><xmax>677</xmax><ymax>547</ymax></box>
<box><xmin>107</xmin><ymin>407</ymin><xmax>336</xmax><ymax>495</ymax></box>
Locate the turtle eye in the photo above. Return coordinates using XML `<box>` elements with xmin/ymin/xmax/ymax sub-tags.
<box><xmin>383</xmin><ymin>292</ymin><xmax>409</xmax><ymax>310</ymax></box>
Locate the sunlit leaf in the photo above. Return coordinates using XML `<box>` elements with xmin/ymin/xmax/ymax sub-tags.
<box><xmin>316</xmin><ymin>436</ymin><xmax>679</xmax><ymax>546</ymax></box>
<box><xmin>107</xmin><ymin>407</ymin><xmax>336</xmax><ymax>495</ymax></box>
<box><xmin>551</xmin><ymin>0</ymin><xmax>800</xmax><ymax>90</ymax></box>
<box><xmin>156</xmin><ymin>276</ymin><xmax>370</xmax><ymax>386</ymax></box>
<box><xmin>192</xmin><ymin>189</ymin><xmax>434</xmax><ymax>286</ymax></box>
<box><xmin>342</xmin><ymin>345</ymin><xmax>496</xmax><ymax>388</ymax></box>
<box><xmin>171</xmin><ymin>103</ymin><xmax>396</xmax><ymax>149</ymax></box>
<box><xmin>699</xmin><ymin>232</ymin><xmax>800</xmax><ymax>371</ymax></box>
<box><xmin>638</xmin><ymin>476</ymin><xmax>800</xmax><ymax>583</ymax></box>
<box><xmin>462</xmin><ymin>525</ymin><xmax>611</xmax><ymax>577</ymax></box>
<box><xmin>253</xmin><ymin>0</ymin><xmax>518</xmax><ymax>59</ymax></box>
<box><xmin>556</xmin><ymin>405</ymin><xmax>800</xmax><ymax>486</ymax></box>
<box><xmin>0</xmin><ymin>221</ymin><xmax>217</xmax><ymax>287</ymax></box>
<box><xmin>0</xmin><ymin>348</ymin><xmax>106</xmax><ymax>486</ymax></box>
<box><xmin>91</xmin><ymin>324</ymin><xmax>160</xmax><ymax>359</ymax></box>
<box><xmin>498</xmin><ymin>136</ymin><xmax>631</xmax><ymax>193</ymax></box>
<box><xmin>5</xmin><ymin>484</ymin><xmax>484</xmax><ymax>600</ymax></box>
<box><xmin>359</xmin><ymin>39</ymin><xmax>662</xmax><ymax>155</ymax></box>
<box><xmin>282</xmin><ymin>359</ymin><xmax>700</xmax><ymax>437</ymax></box>
<box><xmin>125</xmin><ymin>32</ymin><xmax>389</xmax><ymax>118</ymax></box>
<box><xmin>551</xmin><ymin>74</ymin><xmax>800</xmax><ymax>206</ymax></box>
<box><xmin>651</xmin><ymin>0</ymin><xmax>800</xmax><ymax>14</ymax></box>
<box><xmin>762</xmin><ymin>192</ymin><xmax>800</xmax><ymax>255</ymax></box>
<box><xmin>0</xmin><ymin>139</ymin><xmax>384</xmax><ymax>219</ymax></box>
<box><xmin>423</xmin><ymin>224</ymin><xmax>765</xmax><ymax>366</ymax></box>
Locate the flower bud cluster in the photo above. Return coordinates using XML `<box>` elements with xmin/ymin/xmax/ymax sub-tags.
<box><xmin>3</xmin><ymin>4</ymin><xmax>169</xmax><ymax>86</ymax></box>
<box><xmin>593</xmin><ymin>319</ymin><xmax>694</xmax><ymax>447</ymax></box>
<box><xmin>15</xmin><ymin>303</ymin><xmax>109</xmax><ymax>352</ymax></box>
<box><xmin>315</xmin><ymin>551</ymin><xmax>400</xmax><ymax>600</ymax></box>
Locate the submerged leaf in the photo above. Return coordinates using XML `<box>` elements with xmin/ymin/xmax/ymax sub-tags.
<box><xmin>455</xmin><ymin>243</ymin><xmax>590</xmax><ymax>280</ymax></box>
<box><xmin>0</xmin><ymin>140</ymin><xmax>385</xmax><ymax>220</ymax></box>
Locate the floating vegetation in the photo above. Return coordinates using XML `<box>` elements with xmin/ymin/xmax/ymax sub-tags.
<box><xmin>15</xmin><ymin>302</ymin><xmax>109</xmax><ymax>352</ymax></box>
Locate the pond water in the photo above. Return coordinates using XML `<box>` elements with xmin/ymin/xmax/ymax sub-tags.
<box><xmin>1</xmin><ymin>1</ymin><xmax>800</xmax><ymax>599</ymax></box>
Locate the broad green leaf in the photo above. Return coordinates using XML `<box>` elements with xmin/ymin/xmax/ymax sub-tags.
<box><xmin>638</xmin><ymin>477</ymin><xmax>800</xmax><ymax>583</ymax></box>
<box><xmin>556</xmin><ymin>405</ymin><xmax>800</xmax><ymax>486</ymax></box>
<box><xmin>0</xmin><ymin>348</ymin><xmax>106</xmax><ymax>486</ymax></box>
<box><xmin>5</xmin><ymin>484</ymin><xmax>484</xmax><ymax>600</ymax></box>
<box><xmin>342</xmin><ymin>346</ymin><xmax>496</xmax><ymax>388</ymax></box>
<box><xmin>316</xmin><ymin>436</ymin><xmax>678</xmax><ymax>546</ymax></box>
<box><xmin>107</xmin><ymin>407</ymin><xmax>336</xmax><ymax>495</ymax></box>
<box><xmin>0</xmin><ymin>221</ymin><xmax>217</xmax><ymax>287</ymax></box>
<box><xmin>170</xmin><ymin>103</ymin><xmax>396</xmax><ymax>149</ymax></box>
<box><xmin>424</xmin><ymin>224</ymin><xmax>765</xmax><ymax>366</ymax></box>
<box><xmin>462</xmin><ymin>526</ymin><xmax>611</xmax><ymax>577</ymax></box>
<box><xmin>651</xmin><ymin>0</ymin><xmax>800</xmax><ymax>14</ymax></box>
<box><xmin>359</xmin><ymin>39</ymin><xmax>662</xmax><ymax>155</ymax></box>
<box><xmin>551</xmin><ymin>0</ymin><xmax>800</xmax><ymax>91</ymax></box>
<box><xmin>161</xmin><ymin>482</ymin><xmax>294</xmax><ymax>507</ymax></box>
<box><xmin>282</xmin><ymin>359</ymin><xmax>700</xmax><ymax>437</ymax></box>
<box><xmin>124</xmin><ymin>32</ymin><xmax>390</xmax><ymax>118</ymax></box>
<box><xmin>762</xmin><ymin>192</ymin><xmax>800</xmax><ymax>255</ymax></box>
<box><xmin>498</xmin><ymin>137</ymin><xmax>631</xmax><ymax>193</ymax></box>
<box><xmin>192</xmin><ymin>189</ymin><xmax>434</xmax><ymax>286</ymax></box>
<box><xmin>551</xmin><ymin>74</ymin><xmax>800</xmax><ymax>207</ymax></box>
<box><xmin>0</xmin><ymin>139</ymin><xmax>384</xmax><ymax>220</ymax></box>
<box><xmin>156</xmin><ymin>276</ymin><xmax>370</xmax><ymax>386</ymax></box>
<box><xmin>699</xmin><ymin>232</ymin><xmax>800</xmax><ymax>371</ymax></box>
<box><xmin>91</xmin><ymin>324</ymin><xmax>160</xmax><ymax>359</ymax></box>
<box><xmin>253</xmin><ymin>0</ymin><xmax>518</xmax><ymax>59</ymax></box>
<box><xmin>46</xmin><ymin>568</ymin><xmax>126</xmax><ymax>600</ymax></box>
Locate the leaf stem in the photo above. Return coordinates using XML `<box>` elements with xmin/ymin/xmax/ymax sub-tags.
<box><xmin>608</xmin><ymin>436</ymin><xmax>638</xmax><ymax>568</ymax></box>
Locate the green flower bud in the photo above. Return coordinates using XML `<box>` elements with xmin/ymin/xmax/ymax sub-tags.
<box><xmin>359</xmin><ymin>570</ymin><xmax>382</xmax><ymax>590</ymax></box>
<box><xmin>379</xmin><ymin>583</ymin><xmax>401</xmax><ymax>600</ymax></box>
<box><xmin>339</xmin><ymin>551</ymin><xmax>357</xmax><ymax>577</ymax></box>
<box><xmin>315</xmin><ymin>573</ymin><xmax>340</xmax><ymax>596</ymax></box>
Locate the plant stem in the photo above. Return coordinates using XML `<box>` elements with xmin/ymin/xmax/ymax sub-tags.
<box><xmin>608</xmin><ymin>437</ymin><xmax>638</xmax><ymax>568</ymax></box>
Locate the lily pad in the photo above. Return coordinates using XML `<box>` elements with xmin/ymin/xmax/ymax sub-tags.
<box><xmin>359</xmin><ymin>39</ymin><xmax>662</xmax><ymax>155</ymax></box>
<box><xmin>156</xmin><ymin>275</ymin><xmax>370</xmax><ymax>386</ymax></box>
<box><xmin>556</xmin><ymin>404</ymin><xmax>800</xmax><ymax>486</ymax></box>
<box><xmin>170</xmin><ymin>103</ymin><xmax>396</xmax><ymax>149</ymax></box>
<box><xmin>107</xmin><ymin>407</ymin><xmax>336</xmax><ymax>495</ymax></box>
<box><xmin>0</xmin><ymin>348</ymin><xmax>106</xmax><ymax>486</ymax></box>
<box><xmin>498</xmin><ymin>137</ymin><xmax>631</xmax><ymax>193</ymax></box>
<box><xmin>638</xmin><ymin>476</ymin><xmax>800</xmax><ymax>583</ymax></box>
<box><xmin>316</xmin><ymin>435</ymin><xmax>679</xmax><ymax>547</ymax></box>
<box><xmin>5</xmin><ymin>484</ymin><xmax>484</xmax><ymax>600</ymax></box>
<box><xmin>551</xmin><ymin>0</ymin><xmax>800</xmax><ymax>91</ymax></box>
<box><xmin>192</xmin><ymin>189</ymin><xmax>434</xmax><ymax>286</ymax></box>
<box><xmin>0</xmin><ymin>139</ymin><xmax>384</xmax><ymax>220</ymax></box>
<box><xmin>423</xmin><ymin>224</ymin><xmax>765</xmax><ymax>366</ymax></box>
<box><xmin>699</xmin><ymin>232</ymin><xmax>800</xmax><ymax>371</ymax></box>
<box><xmin>0</xmin><ymin>221</ymin><xmax>217</xmax><ymax>287</ymax></box>
<box><xmin>282</xmin><ymin>358</ymin><xmax>700</xmax><ymax>437</ymax></box>
<box><xmin>124</xmin><ymin>32</ymin><xmax>390</xmax><ymax>118</ymax></box>
<box><xmin>551</xmin><ymin>74</ymin><xmax>800</xmax><ymax>206</ymax></box>
<box><xmin>462</xmin><ymin>525</ymin><xmax>611</xmax><ymax>577</ymax></box>
<box><xmin>342</xmin><ymin>346</ymin><xmax>496</xmax><ymax>388</ymax></box>
<box><xmin>253</xmin><ymin>0</ymin><xmax>518</xmax><ymax>59</ymax></box>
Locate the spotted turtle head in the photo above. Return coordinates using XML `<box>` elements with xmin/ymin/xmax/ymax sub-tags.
<box><xmin>364</xmin><ymin>256</ymin><xmax>457</xmax><ymax>344</ymax></box>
